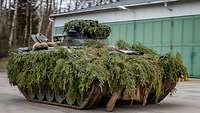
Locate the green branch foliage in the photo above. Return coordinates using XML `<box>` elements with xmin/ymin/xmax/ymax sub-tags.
<box><xmin>63</xmin><ymin>20</ymin><xmax>111</xmax><ymax>39</ymax></box>
<box><xmin>7</xmin><ymin>41</ymin><xmax>188</xmax><ymax>104</ymax></box>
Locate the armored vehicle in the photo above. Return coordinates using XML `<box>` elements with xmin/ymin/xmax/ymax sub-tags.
<box><xmin>7</xmin><ymin>20</ymin><xmax>187</xmax><ymax>112</ymax></box>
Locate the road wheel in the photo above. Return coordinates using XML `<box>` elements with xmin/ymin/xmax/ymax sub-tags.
<box><xmin>36</xmin><ymin>86</ymin><xmax>45</xmax><ymax>101</ymax></box>
<box><xmin>46</xmin><ymin>87</ymin><xmax>54</xmax><ymax>102</ymax></box>
<box><xmin>55</xmin><ymin>90</ymin><xmax>66</xmax><ymax>104</ymax></box>
<box><xmin>27</xmin><ymin>86</ymin><xmax>36</xmax><ymax>99</ymax></box>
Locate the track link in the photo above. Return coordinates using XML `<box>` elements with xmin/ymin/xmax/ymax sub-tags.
<box><xmin>18</xmin><ymin>83</ymin><xmax>103</xmax><ymax>110</ymax></box>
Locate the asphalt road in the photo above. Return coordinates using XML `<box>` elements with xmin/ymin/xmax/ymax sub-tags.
<box><xmin>0</xmin><ymin>71</ymin><xmax>200</xmax><ymax>113</ymax></box>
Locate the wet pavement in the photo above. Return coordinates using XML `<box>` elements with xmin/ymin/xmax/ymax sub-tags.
<box><xmin>0</xmin><ymin>71</ymin><xmax>200</xmax><ymax>113</ymax></box>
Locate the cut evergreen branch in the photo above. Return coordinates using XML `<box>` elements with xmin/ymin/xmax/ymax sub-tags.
<box><xmin>63</xmin><ymin>20</ymin><xmax>111</xmax><ymax>39</ymax></box>
<box><xmin>7</xmin><ymin>42</ymin><xmax>187</xmax><ymax>104</ymax></box>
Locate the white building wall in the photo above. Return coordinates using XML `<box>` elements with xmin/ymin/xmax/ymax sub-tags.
<box><xmin>54</xmin><ymin>1</ymin><xmax>200</xmax><ymax>27</ymax></box>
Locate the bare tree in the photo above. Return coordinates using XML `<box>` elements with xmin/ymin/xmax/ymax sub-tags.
<box><xmin>29</xmin><ymin>0</ymin><xmax>32</xmax><ymax>47</ymax></box>
<box><xmin>2</xmin><ymin>0</ymin><xmax>118</xmax><ymax>52</ymax></box>
<box><xmin>59</xmin><ymin>0</ymin><xmax>63</xmax><ymax>12</ymax></box>
<box><xmin>9</xmin><ymin>0</ymin><xmax>18</xmax><ymax>48</ymax></box>
<box><xmin>24</xmin><ymin>1</ymin><xmax>29</xmax><ymax>43</ymax></box>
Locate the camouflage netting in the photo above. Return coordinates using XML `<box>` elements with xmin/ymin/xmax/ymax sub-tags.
<box><xmin>64</xmin><ymin>20</ymin><xmax>111</xmax><ymax>39</ymax></box>
<box><xmin>7</xmin><ymin>41</ymin><xmax>188</xmax><ymax>105</ymax></box>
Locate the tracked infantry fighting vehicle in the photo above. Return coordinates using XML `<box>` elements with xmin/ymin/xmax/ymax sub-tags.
<box><xmin>7</xmin><ymin>20</ymin><xmax>188</xmax><ymax>112</ymax></box>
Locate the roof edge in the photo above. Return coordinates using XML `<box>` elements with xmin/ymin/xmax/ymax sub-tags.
<box><xmin>50</xmin><ymin>0</ymin><xmax>178</xmax><ymax>17</ymax></box>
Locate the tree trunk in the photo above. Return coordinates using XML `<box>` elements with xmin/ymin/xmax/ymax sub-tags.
<box><xmin>0</xmin><ymin>0</ymin><xmax>3</xmax><ymax>10</ymax></box>
<box><xmin>68</xmin><ymin>0</ymin><xmax>72</xmax><ymax>11</ymax></box>
<box><xmin>59</xmin><ymin>0</ymin><xmax>63</xmax><ymax>12</ymax></box>
<box><xmin>24</xmin><ymin>2</ymin><xmax>29</xmax><ymax>44</ymax></box>
<box><xmin>29</xmin><ymin>1</ymin><xmax>32</xmax><ymax>48</ymax></box>
<box><xmin>9</xmin><ymin>0</ymin><xmax>18</xmax><ymax>49</ymax></box>
<box><xmin>45</xmin><ymin>18</ymin><xmax>53</xmax><ymax>42</ymax></box>
<box><xmin>37</xmin><ymin>0</ymin><xmax>44</xmax><ymax>34</ymax></box>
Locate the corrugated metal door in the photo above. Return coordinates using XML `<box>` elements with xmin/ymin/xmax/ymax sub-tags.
<box><xmin>106</xmin><ymin>15</ymin><xmax>200</xmax><ymax>78</ymax></box>
<box><xmin>53</xmin><ymin>26</ymin><xmax>65</xmax><ymax>37</ymax></box>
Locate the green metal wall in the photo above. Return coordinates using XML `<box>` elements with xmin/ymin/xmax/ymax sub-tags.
<box><xmin>106</xmin><ymin>15</ymin><xmax>200</xmax><ymax>78</ymax></box>
<box><xmin>53</xmin><ymin>26</ymin><xmax>65</xmax><ymax>37</ymax></box>
<box><xmin>53</xmin><ymin>15</ymin><xmax>200</xmax><ymax>77</ymax></box>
